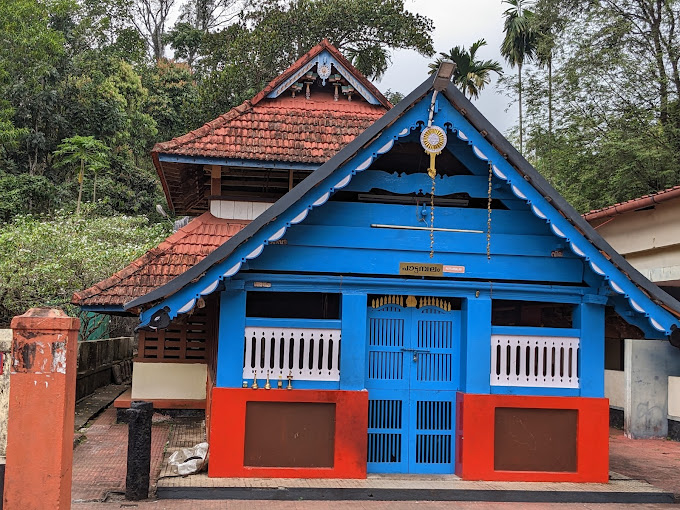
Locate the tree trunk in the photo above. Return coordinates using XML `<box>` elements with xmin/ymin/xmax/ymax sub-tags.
<box><xmin>649</xmin><ymin>0</ymin><xmax>669</xmax><ymax>126</ymax></box>
<box><xmin>548</xmin><ymin>56</ymin><xmax>553</xmax><ymax>137</ymax></box>
<box><xmin>77</xmin><ymin>159</ymin><xmax>84</xmax><ymax>215</ymax></box>
<box><xmin>518</xmin><ymin>62</ymin><xmax>523</xmax><ymax>156</ymax></box>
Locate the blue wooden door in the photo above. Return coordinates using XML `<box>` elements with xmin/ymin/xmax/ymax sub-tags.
<box><xmin>366</xmin><ymin>300</ymin><xmax>459</xmax><ymax>474</ymax></box>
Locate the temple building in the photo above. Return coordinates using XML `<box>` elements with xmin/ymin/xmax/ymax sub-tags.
<box><xmin>74</xmin><ymin>40</ymin><xmax>680</xmax><ymax>482</ymax></box>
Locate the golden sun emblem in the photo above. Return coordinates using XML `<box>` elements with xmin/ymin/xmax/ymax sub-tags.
<box><xmin>420</xmin><ymin>125</ymin><xmax>447</xmax><ymax>154</ymax></box>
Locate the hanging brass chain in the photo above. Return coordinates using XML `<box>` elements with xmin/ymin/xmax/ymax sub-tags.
<box><xmin>486</xmin><ymin>163</ymin><xmax>492</xmax><ymax>260</ymax></box>
<box><xmin>430</xmin><ymin>174</ymin><xmax>435</xmax><ymax>258</ymax></box>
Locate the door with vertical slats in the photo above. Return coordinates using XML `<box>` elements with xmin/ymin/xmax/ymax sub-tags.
<box><xmin>366</xmin><ymin>301</ymin><xmax>459</xmax><ymax>474</ymax></box>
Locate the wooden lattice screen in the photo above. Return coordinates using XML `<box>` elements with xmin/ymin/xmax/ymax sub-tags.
<box><xmin>138</xmin><ymin>298</ymin><xmax>217</xmax><ymax>363</ymax></box>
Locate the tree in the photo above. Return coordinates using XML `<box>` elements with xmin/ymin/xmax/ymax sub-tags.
<box><xmin>428</xmin><ymin>39</ymin><xmax>503</xmax><ymax>100</ymax></box>
<box><xmin>167</xmin><ymin>0</ymin><xmax>240</xmax><ymax>66</ymax></box>
<box><xmin>54</xmin><ymin>136</ymin><xmax>109</xmax><ymax>214</ymax></box>
<box><xmin>501</xmin><ymin>0</ymin><xmax>537</xmax><ymax>155</ymax></box>
<box><xmin>130</xmin><ymin>0</ymin><xmax>176</xmax><ymax>61</ymax></box>
<box><xmin>513</xmin><ymin>1</ymin><xmax>680</xmax><ymax>212</ymax></box>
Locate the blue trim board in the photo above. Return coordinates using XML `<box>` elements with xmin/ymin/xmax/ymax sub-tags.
<box><xmin>158</xmin><ymin>153</ymin><xmax>318</xmax><ymax>171</ymax></box>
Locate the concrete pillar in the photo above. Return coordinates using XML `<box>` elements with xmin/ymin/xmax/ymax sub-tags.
<box><xmin>624</xmin><ymin>338</ymin><xmax>680</xmax><ymax>438</ymax></box>
<box><xmin>5</xmin><ymin>308</ymin><xmax>79</xmax><ymax>510</ymax></box>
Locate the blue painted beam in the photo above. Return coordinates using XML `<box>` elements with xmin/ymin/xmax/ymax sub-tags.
<box><xmin>239</xmin><ymin>274</ymin><xmax>592</xmax><ymax>302</ymax></box>
<box><xmin>281</xmin><ymin>224</ymin><xmax>573</xmax><ymax>258</ymax></box>
<box><xmin>305</xmin><ymin>202</ymin><xmax>552</xmax><ymax>235</ymax></box>
<box><xmin>158</xmin><ymin>153</ymin><xmax>318</xmax><ymax>171</ymax></box>
<box><xmin>343</xmin><ymin>171</ymin><xmax>516</xmax><ymax>200</ymax></box>
<box><xmin>248</xmin><ymin>245</ymin><xmax>586</xmax><ymax>284</ymax></box>
<box><xmin>491</xmin><ymin>326</ymin><xmax>581</xmax><ymax>337</ymax></box>
<box><xmin>245</xmin><ymin>318</ymin><xmax>341</xmax><ymax>329</ymax></box>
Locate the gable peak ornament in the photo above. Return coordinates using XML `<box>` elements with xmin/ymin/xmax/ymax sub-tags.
<box><xmin>318</xmin><ymin>60</ymin><xmax>332</xmax><ymax>85</ymax></box>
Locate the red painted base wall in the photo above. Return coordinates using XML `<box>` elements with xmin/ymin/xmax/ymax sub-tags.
<box><xmin>455</xmin><ymin>393</ymin><xmax>609</xmax><ymax>482</ymax></box>
<box><xmin>209</xmin><ymin>388</ymin><xmax>368</xmax><ymax>478</ymax></box>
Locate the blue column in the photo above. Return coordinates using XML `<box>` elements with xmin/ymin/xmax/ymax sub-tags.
<box><xmin>340</xmin><ymin>292</ymin><xmax>367</xmax><ymax>390</ymax></box>
<box><xmin>216</xmin><ymin>286</ymin><xmax>246</xmax><ymax>388</ymax></box>
<box><xmin>461</xmin><ymin>296</ymin><xmax>491</xmax><ymax>394</ymax></box>
<box><xmin>576</xmin><ymin>301</ymin><xmax>605</xmax><ymax>397</ymax></box>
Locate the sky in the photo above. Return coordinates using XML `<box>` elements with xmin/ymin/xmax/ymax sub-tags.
<box><xmin>376</xmin><ymin>0</ymin><xmax>516</xmax><ymax>135</ymax></box>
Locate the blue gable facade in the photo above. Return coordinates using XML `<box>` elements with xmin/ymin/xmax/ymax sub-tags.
<box><xmin>128</xmin><ymin>75</ymin><xmax>680</xmax><ymax>480</ymax></box>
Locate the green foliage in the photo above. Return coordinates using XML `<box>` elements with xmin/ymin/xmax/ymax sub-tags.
<box><xmin>0</xmin><ymin>208</ymin><xmax>172</xmax><ymax>326</ymax></box>
<box><xmin>428</xmin><ymin>39</ymin><xmax>503</xmax><ymax>100</ymax></box>
<box><xmin>143</xmin><ymin>60</ymin><xmax>200</xmax><ymax>142</ymax></box>
<box><xmin>515</xmin><ymin>0</ymin><xmax>680</xmax><ymax>211</ymax></box>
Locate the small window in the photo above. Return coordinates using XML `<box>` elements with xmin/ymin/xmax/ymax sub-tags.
<box><xmin>246</xmin><ymin>292</ymin><xmax>340</xmax><ymax>319</ymax></box>
<box><xmin>492</xmin><ymin>300</ymin><xmax>574</xmax><ymax>328</ymax></box>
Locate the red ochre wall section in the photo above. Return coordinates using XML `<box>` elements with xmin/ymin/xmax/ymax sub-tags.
<box><xmin>209</xmin><ymin>388</ymin><xmax>368</xmax><ymax>478</ymax></box>
<box><xmin>455</xmin><ymin>393</ymin><xmax>609</xmax><ymax>483</ymax></box>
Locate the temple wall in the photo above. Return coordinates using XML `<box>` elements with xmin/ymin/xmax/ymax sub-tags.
<box><xmin>131</xmin><ymin>362</ymin><xmax>206</xmax><ymax>400</ymax></box>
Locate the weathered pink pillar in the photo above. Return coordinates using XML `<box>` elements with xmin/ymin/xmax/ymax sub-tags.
<box><xmin>5</xmin><ymin>308</ymin><xmax>80</xmax><ymax>510</ymax></box>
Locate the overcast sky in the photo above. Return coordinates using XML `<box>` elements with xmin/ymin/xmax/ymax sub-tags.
<box><xmin>376</xmin><ymin>0</ymin><xmax>516</xmax><ymax>135</ymax></box>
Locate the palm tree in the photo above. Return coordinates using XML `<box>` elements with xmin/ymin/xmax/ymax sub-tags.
<box><xmin>54</xmin><ymin>136</ymin><xmax>109</xmax><ymax>215</ymax></box>
<box><xmin>501</xmin><ymin>0</ymin><xmax>537</xmax><ymax>155</ymax></box>
<box><xmin>428</xmin><ymin>39</ymin><xmax>503</xmax><ymax>100</ymax></box>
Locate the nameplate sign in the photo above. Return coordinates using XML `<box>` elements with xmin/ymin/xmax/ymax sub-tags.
<box><xmin>399</xmin><ymin>263</ymin><xmax>466</xmax><ymax>276</ymax></box>
<box><xmin>399</xmin><ymin>263</ymin><xmax>443</xmax><ymax>276</ymax></box>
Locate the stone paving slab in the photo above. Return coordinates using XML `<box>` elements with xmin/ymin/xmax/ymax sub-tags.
<box><xmin>155</xmin><ymin>421</ymin><xmax>674</xmax><ymax>504</ymax></box>
<box><xmin>71</xmin><ymin>407</ymin><xmax>170</xmax><ymax>503</ymax></box>
<box><xmin>74</xmin><ymin>383</ymin><xmax>129</xmax><ymax>431</ymax></box>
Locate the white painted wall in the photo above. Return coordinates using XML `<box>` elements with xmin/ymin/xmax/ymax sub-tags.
<box><xmin>210</xmin><ymin>200</ymin><xmax>273</xmax><ymax>220</ymax></box>
<box><xmin>131</xmin><ymin>362</ymin><xmax>207</xmax><ymax>400</ymax></box>
<box><xmin>668</xmin><ymin>376</ymin><xmax>680</xmax><ymax>420</ymax></box>
<box><xmin>591</xmin><ymin>199</ymin><xmax>680</xmax><ymax>285</ymax></box>
<box><xmin>605</xmin><ymin>369</ymin><xmax>625</xmax><ymax>409</ymax></box>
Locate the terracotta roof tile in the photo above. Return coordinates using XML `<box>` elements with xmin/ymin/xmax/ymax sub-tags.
<box><xmin>72</xmin><ymin>213</ymin><xmax>249</xmax><ymax>309</ymax></box>
<box><xmin>583</xmin><ymin>185</ymin><xmax>680</xmax><ymax>221</ymax></box>
<box><xmin>153</xmin><ymin>92</ymin><xmax>386</xmax><ymax>164</ymax></box>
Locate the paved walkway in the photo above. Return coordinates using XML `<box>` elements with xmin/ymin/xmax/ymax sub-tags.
<box><xmin>70</xmin><ymin>404</ymin><xmax>680</xmax><ymax>509</ymax></box>
<box><xmin>72</xmin><ymin>407</ymin><xmax>170</xmax><ymax>503</ymax></box>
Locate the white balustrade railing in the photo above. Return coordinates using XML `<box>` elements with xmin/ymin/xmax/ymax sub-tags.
<box><xmin>490</xmin><ymin>334</ymin><xmax>579</xmax><ymax>388</ymax></box>
<box><xmin>243</xmin><ymin>326</ymin><xmax>341</xmax><ymax>381</ymax></box>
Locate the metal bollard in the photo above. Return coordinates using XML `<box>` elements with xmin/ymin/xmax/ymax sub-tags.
<box><xmin>123</xmin><ymin>401</ymin><xmax>153</xmax><ymax>500</ymax></box>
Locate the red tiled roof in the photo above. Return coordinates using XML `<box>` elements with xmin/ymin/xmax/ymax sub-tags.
<box><xmin>72</xmin><ymin>213</ymin><xmax>249</xmax><ymax>309</ymax></box>
<box><xmin>152</xmin><ymin>91</ymin><xmax>386</xmax><ymax>163</ymax></box>
<box><xmin>583</xmin><ymin>185</ymin><xmax>680</xmax><ymax>221</ymax></box>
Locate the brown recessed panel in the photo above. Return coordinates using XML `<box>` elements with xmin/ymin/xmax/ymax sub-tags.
<box><xmin>244</xmin><ymin>402</ymin><xmax>336</xmax><ymax>468</ymax></box>
<box><xmin>494</xmin><ymin>407</ymin><xmax>577</xmax><ymax>472</ymax></box>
